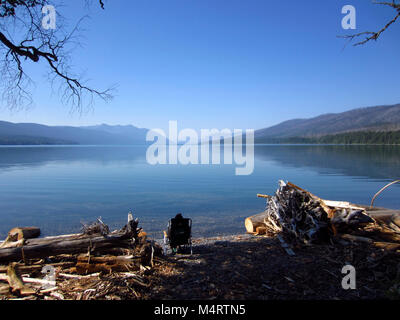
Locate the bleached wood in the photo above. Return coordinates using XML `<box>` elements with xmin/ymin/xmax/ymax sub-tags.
<box><xmin>245</xmin><ymin>212</ymin><xmax>267</xmax><ymax>234</ymax></box>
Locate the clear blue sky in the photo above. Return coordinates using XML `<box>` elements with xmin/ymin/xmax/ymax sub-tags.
<box><xmin>2</xmin><ymin>0</ymin><xmax>400</xmax><ymax>131</ymax></box>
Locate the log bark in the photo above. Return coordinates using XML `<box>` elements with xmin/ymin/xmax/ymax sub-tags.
<box><xmin>0</xmin><ymin>262</ymin><xmax>75</xmax><ymax>274</ymax></box>
<box><xmin>0</xmin><ymin>240</ymin><xmax>24</xmax><ymax>249</ymax></box>
<box><xmin>0</xmin><ymin>283</ymin><xmax>9</xmax><ymax>295</ymax></box>
<box><xmin>392</xmin><ymin>215</ymin><xmax>400</xmax><ymax>228</ymax></box>
<box><xmin>372</xmin><ymin>242</ymin><xmax>400</xmax><ymax>251</ymax></box>
<box><xmin>0</xmin><ymin>216</ymin><xmax>139</xmax><ymax>263</ymax></box>
<box><xmin>339</xmin><ymin>234</ymin><xmax>374</xmax><ymax>244</ymax></box>
<box><xmin>77</xmin><ymin>254</ymin><xmax>136</xmax><ymax>264</ymax></box>
<box><xmin>255</xmin><ymin>227</ymin><xmax>267</xmax><ymax>235</ymax></box>
<box><xmin>6</xmin><ymin>263</ymin><xmax>35</xmax><ymax>296</ymax></box>
<box><xmin>245</xmin><ymin>212</ymin><xmax>267</xmax><ymax>234</ymax></box>
<box><xmin>0</xmin><ymin>232</ymin><xmax>135</xmax><ymax>263</ymax></box>
<box><xmin>0</xmin><ymin>227</ymin><xmax>41</xmax><ymax>249</ymax></box>
<box><xmin>375</xmin><ymin>227</ymin><xmax>400</xmax><ymax>243</ymax></box>
<box><xmin>8</xmin><ymin>227</ymin><xmax>40</xmax><ymax>241</ymax></box>
<box><xmin>74</xmin><ymin>262</ymin><xmax>136</xmax><ymax>274</ymax></box>
<box><xmin>73</xmin><ymin>254</ymin><xmax>138</xmax><ymax>274</ymax></box>
<box><xmin>0</xmin><ymin>274</ymin><xmax>55</xmax><ymax>287</ymax></box>
<box><xmin>58</xmin><ymin>272</ymin><xmax>100</xmax><ymax>279</ymax></box>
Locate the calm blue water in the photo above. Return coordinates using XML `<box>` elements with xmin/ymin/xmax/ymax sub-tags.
<box><xmin>0</xmin><ymin>145</ymin><xmax>399</xmax><ymax>239</ymax></box>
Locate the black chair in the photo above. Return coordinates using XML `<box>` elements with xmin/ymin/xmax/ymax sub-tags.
<box><xmin>163</xmin><ymin>213</ymin><xmax>192</xmax><ymax>255</ymax></box>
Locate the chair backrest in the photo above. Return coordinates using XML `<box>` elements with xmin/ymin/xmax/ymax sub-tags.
<box><xmin>168</xmin><ymin>216</ymin><xmax>191</xmax><ymax>246</ymax></box>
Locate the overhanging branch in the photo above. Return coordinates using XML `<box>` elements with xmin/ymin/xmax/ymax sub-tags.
<box><xmin>0</xmin><ymin>0</ymin><xmax>114</xmax><ymax>111</ymax></box>
<box><xmin>339</xmin><ymin>1</ymin><xmax>400</xmax><ymax>46</ymax></box>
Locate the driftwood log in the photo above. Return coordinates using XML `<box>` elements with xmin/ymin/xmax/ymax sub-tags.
<box><xmin>8</xmin><ymin>227</ymin><xmax>40</xmax><ymax>241</ymax></box>
<box><xmin>6</xmin><ymin>263</ymin><xmax>36</xmax><ymax>296</ymax></box>
<box><xmin>0</xmin><ymin>233</ymin><xmax>136</xmax><ymax>263</ymax></box>
<box><xmin>245</xmin><ymin>212</ymin><xmax>267</xmax><ymax>234</ymax></box>
<box><xmin>0</xmin><ymin>215</ymin><xmax>140</xmax><ymax>263</ymax></box>
<box><xmin>372</xmin><ymin>242</ymin><xmax>400</xmax><ymax>251</ymax></box>
<box><xmin>73</xmin><ymin>254</ymin><xmax>139</xmax><ymax>274</ymax></box>
<box><xmin>248</xmin><ymin>181</ymin><xmax>399</xmax><ymax>247</ymax></box>
<box><xmin>0</xmin><ymin>262</ymin><xmax>75</xmax><ymax>274</ymax></box>
<box><xmin>0</xmin><ymin>227</ymin><xmax>41</xmax><ymax>249</ymax></box>
<box><xmin>393</xmin><ymin>215</ymin><xmax>400</xmax><ymax>228</ymax></box>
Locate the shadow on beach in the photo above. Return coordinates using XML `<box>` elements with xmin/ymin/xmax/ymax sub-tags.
<box><xmin>146</xmin><ymin>234</ymin><xmax>399</xmax><ymax>300</ymax></box>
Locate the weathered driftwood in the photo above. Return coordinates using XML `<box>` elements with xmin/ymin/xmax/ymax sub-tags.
<box><xmin>256</xmin><ymin>181</ymin><xmax>334</xmax><ymax>244</ymax></box>
<box><xmin>140</xmin><ymin>243</ymin><xmax>156</xmax><ymax>267</ymax></box>
<box><xmin>8</xmin><ymin>227</ymin><xmax>40</xmax><ymax>241</ymax></box>
<box><xmin>0</xmin><ymin>227</ymin><xmax>41</xmax><ymax>249</ymax></box>
<box><xmin>255</xmin><ymin>227</ymin><xmax>267</xmax><ymax>235</ymax></box>
<box><xmin>372</xmin><ymin>242</ymin><xmax>400</xmax><ymax>251</ymax></box>
<box><xmin>0</xmin><ymin>262</ymin><xmax>75</xmax><ymax>274</ymax></box>
<box><xmin>0</xmin><ymin>233</ymin><xmax>136</xmax><ymax>263</ymax></box>
<box><xmin>370</xmin><ymin>180</ymin><xmax>400</xmax><ymax>208</ymax></box>
<box><xmin>0</xmin><ymin>239</ymin><xmax>25</xmax><ymax>249</ymax></box>
<box><xmin>250</xmin><ymin>181</ymin><xmax>379</xmax><ymax>245</ymax></box>
<box><xmin>77</xmin><ymin>254</ymin><xmax>136</xmax><ymax>263</ymax></box>
<box><xmin>245</xmin><ymin>212</ymin><xmax>267</xmax><ymax>234</ymax></box>
<box><xmin>74</xmin><ymin>262</ymin><xmax>135</xmax><ymax>274</ymax></box>
<box><xmin>40</xmin><ymin>287</ymin><xmax>59</xmax><ymax>294</ymax></box>
<box><xmin>0</xmin><ymin>215</ymin><xmax>162</xmax><ymax>300</ymax></box>
<box><xmin>0</xmin><ymin>215</ymin><xmax>140</xmax><ymax>263</ymax></box>
<box><xmin>374</xmin><ymin>227</ymin><xmax>400</xmax><ymax>243</ymax></box>
<box><xmin>339</xmin><ymin>234</ymin><xmax>374</xmax><ymax>244</ymax></box>
<box><xmin>393</xmin><ymin>215</ymin><xmax>400</xmax><ymax>228</ymax></box>
<box><xmin>0</xmin><ymin>274</ymin><xmax>55</xmax><ymax>287</ymax></box>
<box><xmin>73</xmin><ymin>254</ymin><xmax>138</xmax><ymax>274</ymax></box>
<box><xmin>58</xmin><ymin>272</ymin><xmax>100</xmax><ymax>280</ymax></box>
<box><xmin>371</xmin><ymin>214</ymin><xmax>395</xmax><ymax>226</ymax></box>
<box><xmin>372</xmin><ymin>214</ymin><xmax>400</xmax><ymax>234</ymax></box>
<box><xmin>337</xmin><ymin>234</ymin><xmax>400</xmax><ymax>251</ymax></box>
<box><xmin>0</xmin><ymin>283</ymin><xmax>9</xmax><ymax>295</ymax></box>
<box><xmin>5</xmin><ymin>263</ymin><xmax>35</xmax><ymax>296</ymax></box>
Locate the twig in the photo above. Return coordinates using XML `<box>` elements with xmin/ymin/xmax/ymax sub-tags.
<box><xmin>339</xmin><ymin>1</ymin><xmax>400</xmax><ymax>46</ymax></box>
<box><xmin>371</xmin><ymin>180</ymin><xmax>400</xmax><ymax>208</ymax></box>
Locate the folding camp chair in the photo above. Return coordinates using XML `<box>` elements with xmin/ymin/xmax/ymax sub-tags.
<box><xmin>163</xmin><ymin>213</ymin><xmax>193</xmax><ymax>255</ymax></box>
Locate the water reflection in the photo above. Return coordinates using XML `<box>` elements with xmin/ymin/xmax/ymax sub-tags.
<box><xmin>0</xmin><ymin>145</ymin><xmax>399</xmax><ymax>239</ymax></box>
<box><xmin>0</xmin><ymin>146</ymin><xmax>147</xmax><ymax>171</ymax></box>
<box><xmin>1</xmin><ymin>145</ymin><xmax>399</xmax><ymax>181</ymax></box>
<box><xmin>254</xmin><ymin>145</ymin><xmax>400</xmax><ymax>181</ymax></box>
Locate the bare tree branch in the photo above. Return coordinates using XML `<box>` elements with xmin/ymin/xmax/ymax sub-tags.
<box><xmin>0</xmin><ymin>0</ymin><xmax>114</xmax><ymax>112</ymax></box>
<box><xmin>340</xmin><ymin>1</ymin><xmax>400</xmax><ymax>46</ymax></box>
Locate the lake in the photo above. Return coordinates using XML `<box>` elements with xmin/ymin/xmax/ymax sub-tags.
<box><xmin>0</xmin><ymin>145</ymin><xmax>399</xmax><ymax>239</ymax></box>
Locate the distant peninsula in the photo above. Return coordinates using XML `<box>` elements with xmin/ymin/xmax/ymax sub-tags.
<box><xmin>254</xmin><ymin>103</ymin><xmax>400</xmax><ymax>145</ymax></box>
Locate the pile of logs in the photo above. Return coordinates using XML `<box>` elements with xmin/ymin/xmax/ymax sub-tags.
<box><xmin>0</xmin><ymin>213</ymin><xmax>162</xmax><ymax>299</ymax></box>
<box><xmin>246</xmin><ymin>180</ymin><xmax>400</xmax><ymax>252</ymax></box>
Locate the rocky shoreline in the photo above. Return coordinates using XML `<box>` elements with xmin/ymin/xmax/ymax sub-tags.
<box><xmin>146</xmin><ymin>233</ymin><xmax>400</xmax><ymax>300</ymax></box>
<box><xmin>0</xmin><ymin>230</ymin><xmax>399</xmax><ymax>300</ymax></box>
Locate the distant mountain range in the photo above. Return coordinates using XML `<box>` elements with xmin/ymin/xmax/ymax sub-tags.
<box><xmin>254</xmin><ymin>103</ymin><xmax>400</xmax><ymax>143</ymax></box>
<box><xmin>0</xmin><ymin>121</ymin><xmax>149</xmax><ymax>145</ymax></box>
<box><xmin>1</xmin><ymin>103</ymin><xmax>400</xmax><ymax>145</ymax></box>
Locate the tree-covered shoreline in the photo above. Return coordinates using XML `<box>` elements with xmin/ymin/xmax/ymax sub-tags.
<box><xmin>255</xmin><ymin>130</ymin><xmax>400</xmax><ymax>145</ymax></box>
